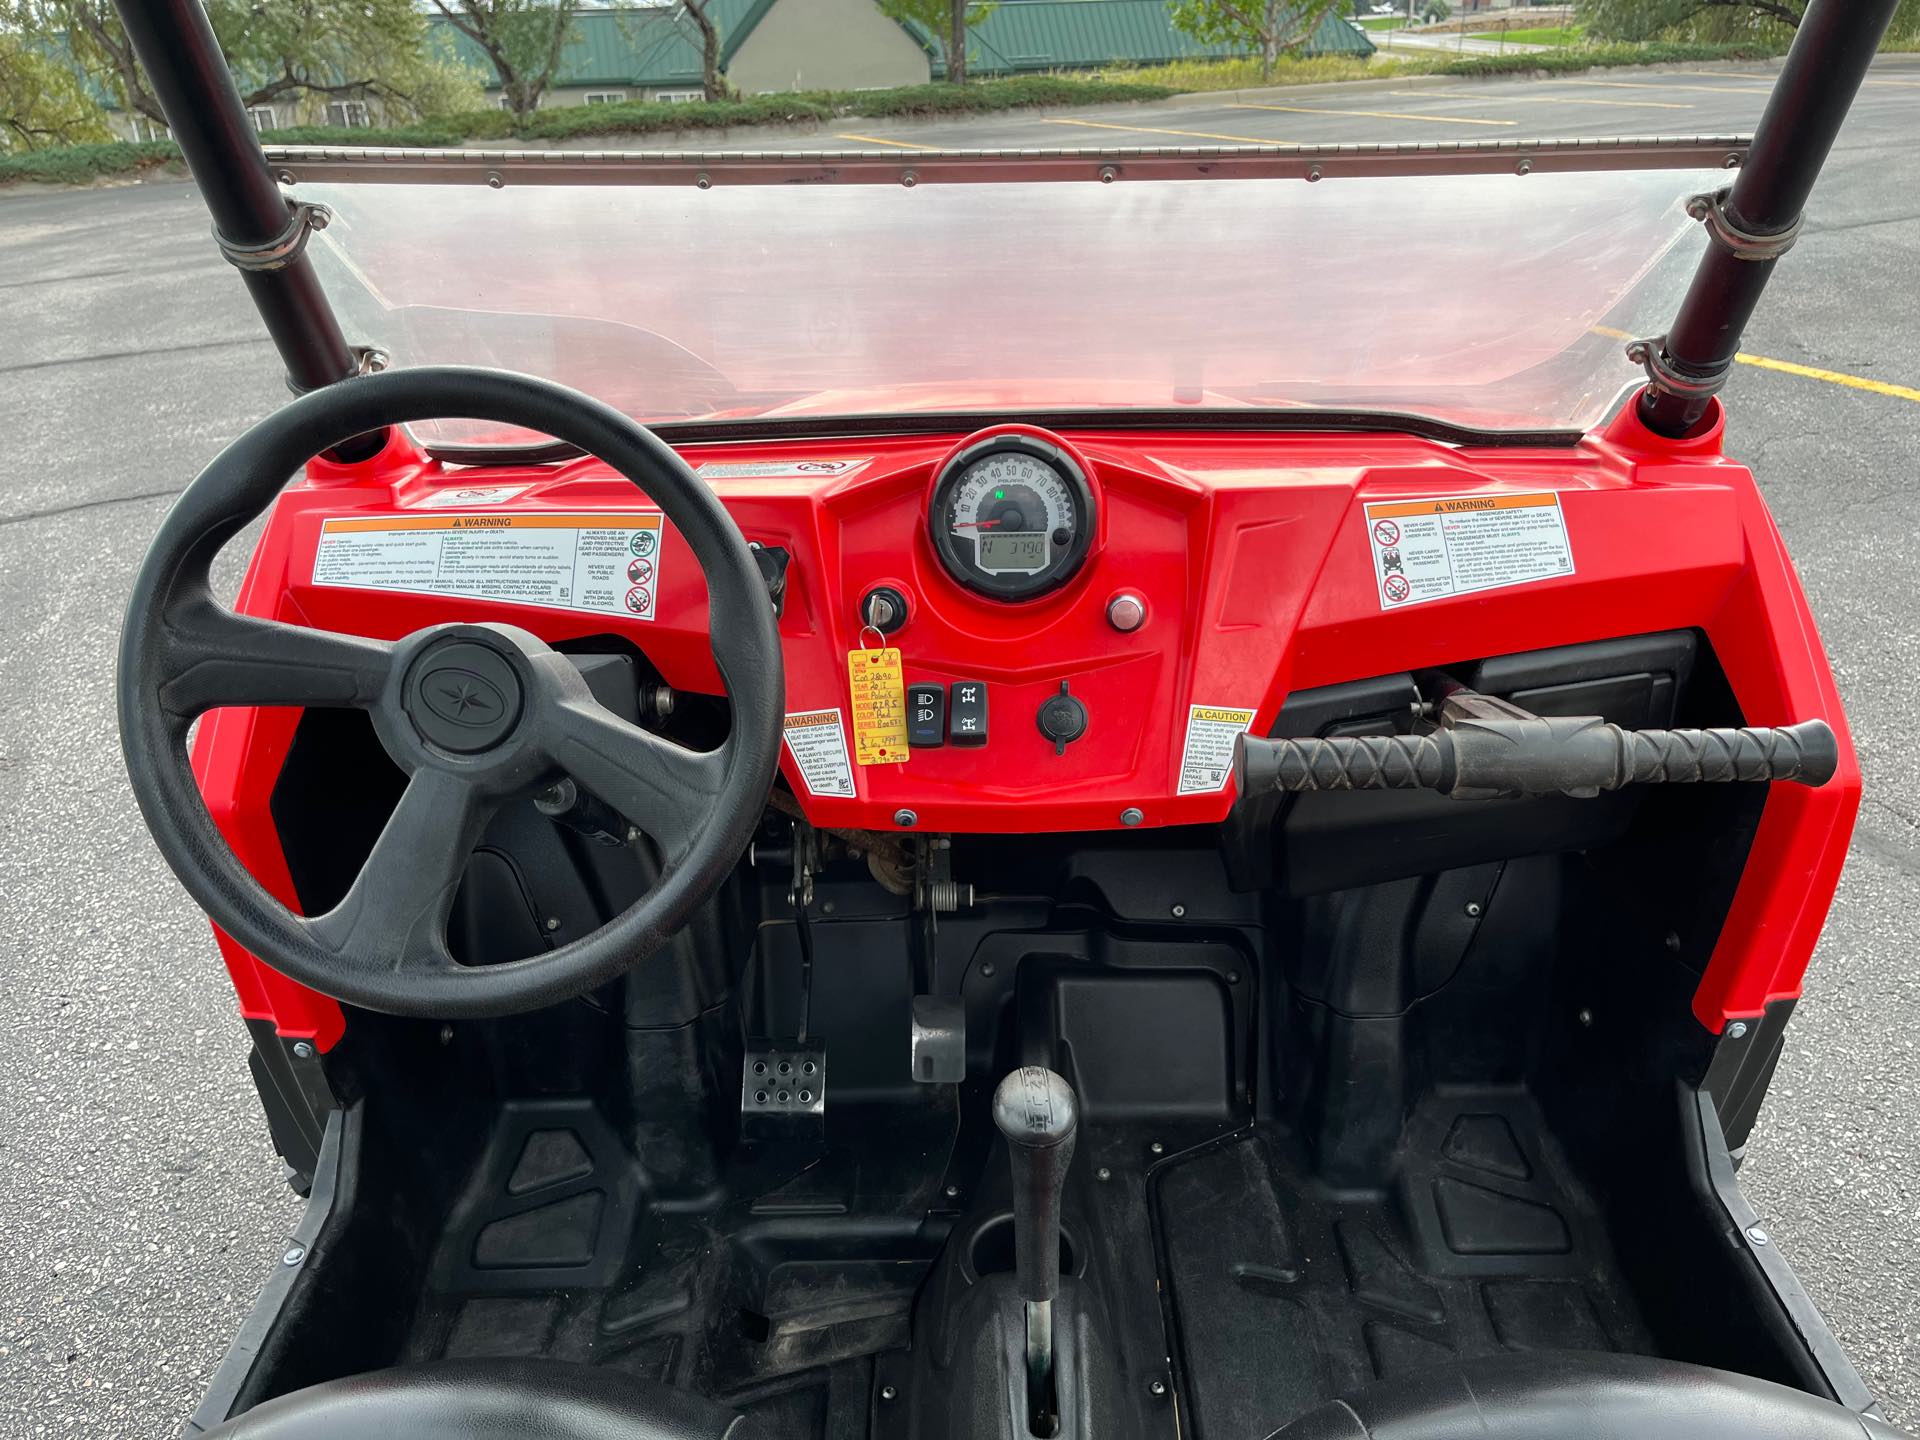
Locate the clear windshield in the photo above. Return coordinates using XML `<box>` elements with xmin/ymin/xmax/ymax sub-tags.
<box><xmin>297</xmin><ymin>158</ymin><xmax>1723</xmax><ymax>445</ymax></box>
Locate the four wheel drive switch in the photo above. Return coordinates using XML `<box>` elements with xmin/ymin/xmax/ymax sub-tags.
<box><xmin>950</xmin><ymin>680</ymin><xmax>988</xmax><ymax>746</ymax></box>
<box><xmin>1036</xmin><ymin>681</ymin><xmax>1088</xmax><ymax>755</ymax></box>
<box><xmin>907</xmin><ymin>683</ymin><xmax>947</xmax><ymax>748</ymax></box>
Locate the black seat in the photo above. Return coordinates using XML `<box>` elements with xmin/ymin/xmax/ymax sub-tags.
<box><xmin>1266</xmin><ymin>1352</ymin><xmax>1908</xmax><ymax>1440</ymax></box>
<box><xmin>198</xmin><ymin>1359</ymin><xmax>768</xmax><ymax>1439</ymax></box>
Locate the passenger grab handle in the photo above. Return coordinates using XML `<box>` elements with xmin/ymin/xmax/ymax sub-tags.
<box><xmin>1235</xmin><ymin>692</ymin><xmax>1839</xmax><ymax>802</ymax></box>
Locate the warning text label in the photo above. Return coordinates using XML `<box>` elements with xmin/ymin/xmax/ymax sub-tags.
<box><xmin>783</xmin><ymin>709</ymin><xmax>856</xmax><ymax>797</ymax></box>
<box><xmin>312</xmin><ymin>512</ymin><xmax>665</xmax><ymax>621</ymax></box>
<box><xmin>1364</xmin><ymin>492</ymin><xmax>1573</xmax><ymax>610</ymax></box>
<box><xmin>1178</xmin><ymin>704</ymin><xmax>1258</xmax><ymax>796</ymax></box>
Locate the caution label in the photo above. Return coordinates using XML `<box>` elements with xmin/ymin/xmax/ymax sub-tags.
<box><xmin>1364</xmin><ymin>492</ymin><xmax>1573</xmax><ymax>610</ymax></box>
<box><xmin>312</xmin><ymin>512</ymin><xmax>666</xmax><ymax>621</ymax></box>
<box><xmin>783</xmin><ymin>709</ymin><xmax>856</xmax><ymax>797</ymax></box>
<box><xmin>407</xmin><ymin>484</ymin><xmax>530</xmax><ymax>510</ymax></box>
<box><xmin>847</xmin><ymin>648</ymin><xmax>909</xmax><ymax>767</ymax></box>
<box><xmin>695</xmin><ymin>458</ymin><xmax>869</xmax><ymax>480</ymax></box>
<box><xmin>1177</xmin><ymin>704</ymin><xmax>1258</xmax><ymax>796</ymax></box>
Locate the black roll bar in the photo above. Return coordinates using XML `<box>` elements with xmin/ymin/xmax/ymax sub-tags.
<box><xmin>110</xmin><ymin>0</ymin><xmax>361</xmax><ymax>395</ymax></box>
<box><xmin>1635</xmin><ymin>0</ymin><xmax>1900</xmax><ymax>437</ymax></box>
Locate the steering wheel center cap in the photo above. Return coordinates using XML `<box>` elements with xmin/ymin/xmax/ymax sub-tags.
<box><xmin>405</xmin><ymin>640</ymin><xmax>525</xmax><ymax>754</ymax></box>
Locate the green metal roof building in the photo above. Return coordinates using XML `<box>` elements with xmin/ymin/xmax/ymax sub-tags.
<box><xmin>918</xmin><ymin>0</ymin><xmax>1376</xmax><ymax>76</ymax></box>
<box><xmin>427</xmin><ymin>0</ymin><xmax>1373</xmax><ymax>103</ymax></box>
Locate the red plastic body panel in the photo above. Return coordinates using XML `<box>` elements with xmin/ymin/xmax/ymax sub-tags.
<box><xmin>188</xmin><ymin>402</ymin><xmax>1858</xmax><ymax>1050</ymax></box>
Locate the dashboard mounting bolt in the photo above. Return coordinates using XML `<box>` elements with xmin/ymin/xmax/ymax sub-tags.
<box><xmin>546</xmin><ymin>917</ymin><xmax>561</xmax><ymax>932</ymax></box>
<box><xmin>1747</xmin><ymin>1227</ymin><xmax>1770</xmax><ymax>1246</ymax></box>
<box><xmin>1149</xmin><ymin>1141</ymin><xmax>1164</xmax><ymax>1156</ymax></box>
<box><xmin>980</xmin><ymin>962</ymin><xmax>996</xmax><ymax>979</ymax></box>
<box><xmin>1227</xmin><ymin>972</ymin><xmax>1240</xmax><ymax>985</ymax></box>
<box><xmin>1577</xmin><ymin>1008</ymin><xmax>1594</xmax><ymax>1028</ymax></box>
<box><xmin>1727</xmin><ymin>1021</ymin><xmax>1749</xmax><ymax>1040</ymax></box>
<box><xmin>282</xmin><ymin>1244</ymin><xmax>306</xmax><ymax>1266</ymax></box>
<box><xmin>1120</xmin><ymin>807</ymin><xmax>1144</xmax><ymax>827</ymax></box>
<box><xmin>1097</xmin><ymin>1167</ymin><xmax>1112</xmax><ymax>1181</ymax></box>
<box><xmin>893</xmin><ymin>808</ymin><xmax>918</xmax><ymax>828</ymax></box>
<box><xmin>881</xmin><ymin>1385</ymin><xmax>898</xmax><ymax>1403</ymax></box>
<box><xmin>291</xmin><ymin>1041</ymin><xmax>314</xmax><ymax>1061</ymax></box>
<box><xmin>1150</xmin><ymin>1380</ymin><xmax>1168</xmax><ymax>1398</ymax></box>
<box><xmin>1170</xmin><ymin>904</ymin><xmax>1186</xmax><ymax>918</ymax></box>
<box><xmin>945</xmin><ymin>1185</ymin><xmax>960</xmax><ymax>1198</ymax></box>
<box><xmin>1465</xmin><ymin>902</ymin><xmax>1484</xmax><ymax>918</ymax></box>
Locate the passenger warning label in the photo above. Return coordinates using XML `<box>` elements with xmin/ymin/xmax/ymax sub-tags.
<box><xmin>1177</xmin><ymin>704</ymin><xmax>1258</xmax><ymax>796</ymax></box>
<box><xmin>1364</xmin><ymin>492</ymin><xmax>1573</xmax><ymax>610</ymax></box>
<box><xmin>783</xmin><ymin>709</ymin><xmax>856</xmax><ymax>797</ymax></box>
<box><xmin>695</xmin><ymin>459</ymin><xmax>869</xmax><ymax>481</ymax></box>
<box><xmin>312</xmin><ymin>512</ymin><xmax>666</xmax><ymax>621</ymax></box>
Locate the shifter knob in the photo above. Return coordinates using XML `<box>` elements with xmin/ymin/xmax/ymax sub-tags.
<box><xmin>993</xmin><ymin>1066</ymin><xmax>1078</xmax><ymax>1304</ymax></box>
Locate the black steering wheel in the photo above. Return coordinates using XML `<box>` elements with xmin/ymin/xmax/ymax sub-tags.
<box><xmin>117</xmin><ymin>367</ymin><xmax>783</xmax><ymax>1019</ymax></box>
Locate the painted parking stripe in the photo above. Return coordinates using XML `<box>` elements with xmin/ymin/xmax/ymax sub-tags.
<box><xmin>1593</xmin><ymin>326</ymin><xmax>1920</xmax><ymax>405</ymax></box>
<box><xmin>833</xmin><ymin>133</ymin><xmax>941</xmax><ymax>150</ymax></box>
<box><xmin>1229</xmin><ymin>101</ymin><xmax>1515</xmax><ymax>127</ymax></box>
<box><xmin>1563</xmin><ymin>78</ymin><xmax>1773</xmax><ymax>94</ymax></box>
<box><xmin>1043</xmin><ymin>117</ymin><xmax>1302</xmax><ymax>145</ymax></box>
<box><xmin>1383</xmin><ymin>89</ymin><xmax>1693</xmax><ymax>110</ymax></box>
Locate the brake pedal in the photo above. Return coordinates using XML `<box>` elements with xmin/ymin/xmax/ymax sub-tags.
<box><xmin>741</xmin><ymin>1042</ymin><xmax>826</xmax><ymax>1139</ymax></box>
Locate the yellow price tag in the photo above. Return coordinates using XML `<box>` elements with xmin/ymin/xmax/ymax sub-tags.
<box><xmin>847</xmin><ymin>646</ymin><xmax>910</xmax><ymax>766</ymax></box>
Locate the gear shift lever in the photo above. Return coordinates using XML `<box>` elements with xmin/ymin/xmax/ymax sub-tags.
<box><xmin>992</xmin><ymin>1067</ymin><xmax>1078</xmax><ymax>1436</ymax></box>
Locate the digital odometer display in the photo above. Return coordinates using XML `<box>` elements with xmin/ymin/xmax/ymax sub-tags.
<box><xmin>928</xmin><ymin>434</ymin><xmax>1096</xmax><ymax>600</ymax></box>
<box><xmin>978</xmin><ymin>532</ymin><xmax>1048</xmax><ymax>572</ymax></box>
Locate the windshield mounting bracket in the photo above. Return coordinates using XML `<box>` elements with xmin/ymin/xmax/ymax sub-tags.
<box><xmin>1625</xmin><ymin>335</ymin><xmax>1728</xmax><ymax>406</ymax></box>
<box><xmin>215</xmin><ymin>197</ymin><xmax>332</xmax><ymax>274</ymax></box>
<box><xmin>1686</xmin><ymin>186</ymin><xmax>1801</xmax><ymax>264</ymax></box>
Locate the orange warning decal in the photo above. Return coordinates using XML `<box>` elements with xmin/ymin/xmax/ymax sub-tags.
<box><xmin>1363</xmin><ymin>493</ymin><xmax>1559</xmax><ymax>521</ymax></box>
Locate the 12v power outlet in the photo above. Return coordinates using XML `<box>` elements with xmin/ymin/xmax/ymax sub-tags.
<box><xmin>404</xmin><ymin>640</ymin><xmax>525</xmax><ymax>753</ymax></box>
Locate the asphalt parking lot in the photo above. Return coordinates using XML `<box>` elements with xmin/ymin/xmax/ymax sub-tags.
<box><xmin>2</xmin><ymin>58</ymin><xmax>1918</xmax><ymax>1437</ymax></box>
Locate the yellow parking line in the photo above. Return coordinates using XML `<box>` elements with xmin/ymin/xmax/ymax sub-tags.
<box><xmin>1230</xmin><ymin>101</ymin><xmax>1514</xmax><ymax>127</ymax></box>
<box><xmin>1592</xmin><ymin>326</ymin><xmax>1920</xmax><ymax>404</ymax></box>
<box><xmin>1563</xmin><ymin>78</ymin><xmax>1773</xmax><ymax>94</ymax></box>
<box><xmin>1043</xmin><ymin>117</ymin><xmax>1299</xmax><ymax>145</ymax></box>
<box><xmin>1384</xmin><ymin>89</ymin><xmax>1693</xmax><ymax>110</ymax></box>
<box><xmin>833</xmin><ymin>133</ymin><xmax>941</xmax><ymax>150</ymax></box>
<box><xmin>1730</xmin><ymin>353</ymin><xmax>1920</xmax><ymax>404</ymax></box>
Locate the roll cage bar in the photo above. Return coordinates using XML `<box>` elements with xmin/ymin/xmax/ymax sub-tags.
<box><xmin>112</xmin><ymin>0</ymin><xmax>1898</xmax><ymax>440</ymax></box>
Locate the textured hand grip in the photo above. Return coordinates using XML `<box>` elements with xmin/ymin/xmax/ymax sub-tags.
<box><xmin>1235</xmin><ymin>732</ymin><xmax>1455</xmax><ymax>794</ymax></box>
<box><xmin>1622</xmin><ymin>721</ymin><xmax>1838</xmax><ymax>786</ymax></box>
<box><xmin>1236</xmin><ymin>718</ymin><xmax>1838</xmax><ymax>800</ymax></box>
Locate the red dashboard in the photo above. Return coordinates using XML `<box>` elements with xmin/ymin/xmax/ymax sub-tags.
<box><xmin>192</xmin><ymin>402</ymin><xmax>1858</xmax><ymax>1043</ymax></box>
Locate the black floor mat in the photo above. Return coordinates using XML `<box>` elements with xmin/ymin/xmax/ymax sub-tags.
<box><xmin>1155</xmin><ymin>1089</ymin><xmax>1654</xmax><ymax>1439</ymax></box>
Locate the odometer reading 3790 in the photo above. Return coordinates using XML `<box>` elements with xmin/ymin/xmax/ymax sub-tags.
<box><xmin>928</xmin><ymin>433</ymin><xmax>1096</xmax><ymax>600</ymax></box>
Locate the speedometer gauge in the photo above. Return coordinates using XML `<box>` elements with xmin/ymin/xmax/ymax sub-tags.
<box><xmin>928</xmin><ymin>433</ymin><xmax>1096</xmax><ymax>600</ymax></box>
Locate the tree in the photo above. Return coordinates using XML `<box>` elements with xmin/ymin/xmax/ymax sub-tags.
<box><xmin>1170</xmin><ymin>0</ymin><xmax>1342</xmax><ymax>82</ymax></box>
<box><xmin>0</xmin><ymin>27</ymin><xmax>111</xmax><ymax>151</ymax></box>
<box><xmin>678</xmin><ymin>0</ymin><xmax>728</xmax><ymax>102</ymax></box>
<box><xmin>1580</xmin><ymin>0</ymin><xmax>1917</xmax><ymax>42</ymax></box>
<box><xmin>30</xmin><ymin>0</ymin><xmax>481</xmax><ymax>128</ymax></box>
<box><xmin>428</xmin><ymin>0</ymin><xmax>572</xmax><ymax>118</ymax></box>
<box><xmin>879</xmin><ymin>0</ymin><xmax>995</xmax><ymax>84</ymax></box>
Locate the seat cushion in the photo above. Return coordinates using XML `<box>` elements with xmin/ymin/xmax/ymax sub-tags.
<box><xmin>1266</xmin><ymin>1352</ymin><xmax>1906</xmax><ymax>1440</ymax></box>
<box><xmin>199</xmin><ymin>1359</ymin><xmax>766</xmax><ymax>1440</ymax></box>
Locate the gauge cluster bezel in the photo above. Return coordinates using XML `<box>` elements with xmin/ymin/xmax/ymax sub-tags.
<box><xmin>926</xmin><ymin>429</ymin><xmax>1099</xmax><ymax>602</ymax></box>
